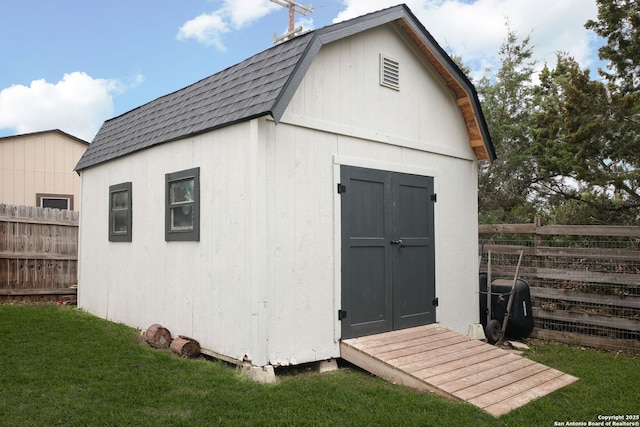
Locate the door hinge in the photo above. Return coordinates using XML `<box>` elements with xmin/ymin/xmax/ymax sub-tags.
<box><xmin>337</xmin><ymin>183</ymin><xmax>346</xmax><ymax>194</ymax></box>
<box><xmin>338</xmin><ymin>309</ymin><xmax>347</xmax><ymax>320</ymax></box>
<box><xmin>432</xmin><ymin>297</ymin><xmax>439</xmax><ymax>307</ymax></box>
<box><xmin>430</xmin><ymin>193</ymin><xmax>437</xmax><ymax>202</ymax></box>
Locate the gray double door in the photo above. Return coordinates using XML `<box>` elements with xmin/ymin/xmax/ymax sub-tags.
<box><xmin>340</xmin><ymin>166</ymin><xmax>436</xmax><ymax>339</ymax></box>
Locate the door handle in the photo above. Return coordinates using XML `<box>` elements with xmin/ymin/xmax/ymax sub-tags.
<box><xmin>390</xmin><ymin>239</ymin><xmax>403</xmax><ymax>246</ymax></box>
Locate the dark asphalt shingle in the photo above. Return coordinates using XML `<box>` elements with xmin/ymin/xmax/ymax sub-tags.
<box><xmin>75</xmin><ymin>32</ymin><xmax>314</xmax><ymax>171</ymax></box>
<box><xmin>75</xmin><ymin>4</ymin><xmax>495</xmax><ymax>171</ymax></box>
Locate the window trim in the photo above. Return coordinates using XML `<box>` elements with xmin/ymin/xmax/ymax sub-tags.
<box><xmin>108</xmin><ymin>182</ymin><xmax>132</xmax><ymax>242</ymax></box>
<box><xmin>165</xmin><ymin>167</ymin><xmax>200</xmax><ymax>242</ymax></box>
<box><xmin>37</xmin><ymin>193</ymin><xmax>73</xmax><ymax>210</ymax></box>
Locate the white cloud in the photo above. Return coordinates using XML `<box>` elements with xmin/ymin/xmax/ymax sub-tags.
<box><xmin>0</xmin><ymin>72</ymin><xmax>122</xmax><ymax>142</ymax></box>
<box><xmin>226</xmin><ymin>0</ymin><xmax>280</xmax><ymax>28</ymax></box>
<box><xmin>297</xmin><ymin>16</ymin><xmax>315</xmax><ymax>33</ymax></box>
<box><xmin>334</xmin><ymin>0</ymin><xmax>599</xmax><ymax>78</ymax></box>
<box><xmin>177</xmin><ymin>11</ymin><xmax>230</xmax><ymax>51</ymax></box>
<box><xmin>177</xmin><ymin>0</ymin><xmax>281</xmax><ymax>50</ymax></box>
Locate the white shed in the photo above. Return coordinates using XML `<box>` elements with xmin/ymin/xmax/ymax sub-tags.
<box><xmin>75</xmin><ymin>4</ymin><xmax>495</xmax><ymax>368</ymax></box>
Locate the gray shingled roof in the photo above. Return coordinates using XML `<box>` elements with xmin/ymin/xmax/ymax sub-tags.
<box><xmin>75</xmin><ymin>32</ymin><xmax>314</xmax><ymax>170</ymax></box>
<box><xmin>75</xmin><ymin>4</ymin><xmax>495</xmax><ymax>171</ymax></box>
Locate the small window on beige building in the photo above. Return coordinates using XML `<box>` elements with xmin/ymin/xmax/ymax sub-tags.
<box><xmin>37</xmin><ymin>193</ymin><xmax>74</xmax><ymax>210</ymax></box>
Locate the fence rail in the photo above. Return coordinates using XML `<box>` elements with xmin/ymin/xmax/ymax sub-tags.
<box><xmin>0</xmin><ymin>204</ymin><xmax>78</xmax><ymax>302</ymax></box>
<box><xmin>479</xmin><ymin>223</ymin><xmax>640</xmax><ymax>353</ymax></box>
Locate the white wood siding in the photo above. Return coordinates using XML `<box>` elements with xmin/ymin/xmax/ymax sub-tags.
<box><xmin>266</xmin><ymin>23</ymin><xmax>480</xmax><ymax>361</ymax></box>
<box><xmin>285</xmin><ymin>25</ymin><xmax>474</xmax><ymax>161</ymax></box>
<box><xmin>79</xmin><ymin>122</ymin><xmax>267</xmax><ymax>364</ymax></box>
<box><xmin>263</xmin><ymin>121</ymin><xmax>339</xmax><ymax>365</ymax></box>
<box><xmin>261</xmin><ymin>125</ymin><xmax>479</xmax><ymax>364</ymax></box>
<box><xmin>79</xmin><ymin>22</ymin><xmax>481</xmax><ymax>367</ymax></box>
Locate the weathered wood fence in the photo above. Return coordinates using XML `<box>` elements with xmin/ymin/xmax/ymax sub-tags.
<box><xmin>479</xmin><ymin>223</ymin><xmax>640</xmax><ymax>353</ymax></box>
<box><xmin>0</xmin><ymin>204</ymin><xmax>78</xmax><ymax>302</ymax></box>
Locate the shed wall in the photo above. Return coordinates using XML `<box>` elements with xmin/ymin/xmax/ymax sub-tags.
<box><xmin>262</xmin><ymin>120</ymin><xmax>339</xmax><ymax>365</ymax></box>
<box><xmin>78</xmin><ymin>22</ymin><xmax>482</xmax><ymax>367</ymax></box>
<box><xmin>262</xmin><ymin>123</ymin><xmax>479</xmax><ymax>365</ymax></box>
<box><xmin>263</xmin><ymin>25</ymin><xmax>480</xmax><ymax>364</ymax></box>
<box><xmin>78</xmin><ymin>121</ymin><xmax>268</xmax><ymax>364</ymax></box>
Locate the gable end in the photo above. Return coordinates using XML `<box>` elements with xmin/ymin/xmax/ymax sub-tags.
<box><xmin>395</xmin><ymin>17</ymin><xmax>495</xmax><ymax>161</ymax></box>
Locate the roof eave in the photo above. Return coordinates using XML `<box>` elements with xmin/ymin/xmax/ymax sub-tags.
<box><xmin>0</xmin><ymin>129</ymin><xmax>90</xmax><ymax>147</ymax></box>
<box><xmin>271</xmin><ymin>34</ymin><xmax>323</xmax><ymax>124</ymax></box>
<box><xmin>74</xmin><ymin>112</ymin><xmax>275</xmax><ymax>172</ymax></box>
<box><xmin>394</xmin><ymin>10</ymin><xmax>496</xmax><ymax>162</ymax></box>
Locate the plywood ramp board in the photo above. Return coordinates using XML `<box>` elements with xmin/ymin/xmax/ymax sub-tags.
<box><xmin>340</xmin><ymin>324</ymin><xmax>578</xmax><ymax>417</ymax></box>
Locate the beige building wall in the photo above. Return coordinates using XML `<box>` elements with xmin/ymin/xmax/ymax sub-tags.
<box><xmin>0</xmin><ymin>130</ymin><xmax>89</xmax><ymax>210</ymax></box>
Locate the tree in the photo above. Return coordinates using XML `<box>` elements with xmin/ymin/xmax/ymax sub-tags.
<box><xmin>476</xmin><ymin>27</ymin><xmax>540</xmax><ymax>223</ymax></box>
<box><xmin>474</xmin><ymin>3</ymin><xmax>640</xmax><ymax>225</ymax></box>
<box><xmin>529</xmin><ymin>0</ymin><xmax>640</xmax><ymax>224</ymax></box>
<box><xmin>586</xmin><ymin>0</ymin><xmax>640</xmax><ymax>92</ymax></box>
<box><xmin>531</xmin><ymin>55</ymin><xmax>627</xmax><ymax>220</ymax></box>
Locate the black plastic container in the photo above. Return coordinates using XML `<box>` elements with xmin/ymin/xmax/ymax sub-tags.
<box><xmin>479</xmin><ymin>274</ymin><xmax>534</xmax><ymax>340</ymax></box>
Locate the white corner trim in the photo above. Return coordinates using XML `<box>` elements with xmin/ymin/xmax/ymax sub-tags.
<box><xmin>333</xmin><ymin>161</ymin><xmax>342</xmax><ymax>344</ymax></box>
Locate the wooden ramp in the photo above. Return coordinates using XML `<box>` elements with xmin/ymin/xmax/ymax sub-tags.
<box><xmin>340</xmin><ymin>324</ymin><xmax>578</xmax><ymax>417</ymax></box>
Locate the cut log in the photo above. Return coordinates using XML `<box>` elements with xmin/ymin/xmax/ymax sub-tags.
<box><xmin>144</xmin><ymin>324</ymin><xmax>172</xmax><ymax>349</ymax></box>
<box><xmin>170</xmin><ymin>336</ymin><xmax>201</xmax><ymax>358</ymax></box>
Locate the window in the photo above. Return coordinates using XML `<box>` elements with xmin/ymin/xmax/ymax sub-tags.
<box><xmin>109</xmin><ymin>182</ymin><xmax>132</xmax><ymax>242</ymax></box>
<box><xmin>380</xmin><ymin>54</ymin><xmax>400</xmax><ymax>91</ymax></box>
<box><xmin>165</xmin><ymin>167</ymin><xmax>200</xmax><ymax>241</ymax></box>
<box><xmin>37</xmin><ymin>193</ymin><xmax>73</xmax><ymax>210</ymax></box>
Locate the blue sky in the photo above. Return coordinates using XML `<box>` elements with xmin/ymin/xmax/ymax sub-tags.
<box><xmin>0</xmin><ymin>0</ymin><xmax>603</xmax><ymax>142</ymax></box>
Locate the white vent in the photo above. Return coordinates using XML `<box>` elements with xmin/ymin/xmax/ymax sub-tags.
<box><xmin>380</xmin><ymin>54</ymin><xmax>399</xmax><ymax>90</ymax></box>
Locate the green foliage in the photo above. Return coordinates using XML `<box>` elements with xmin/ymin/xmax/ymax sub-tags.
<box><xmin>516</xmin><ymin>342</ymin><xmax>640</xmax><ymax>423</ymax></box>
<box><xmin>585</xmin><ymin>0</ymin><xmax>640</xmax><ymax>216</ymax></box>
<box><xmin>476</xmin><ymin>25</ymin><xmax>541</xmax><ymax>224</ymax></box>
<box><xmin>0</xmin><ymin>305</ymin><xmax>488</xmax><ymax>426</ymax></box>
<box><xmin>476</xmin><ymin>4</ymin><xmax>640</xmax><ymax>225</ymax></box>
<box><xmin>0</xmin><ymin>304</ymin><xmax>638</xmax><ymax>426</ymax></box>
<box><xmin>545</xmin><ymin>188</ymin><xmax>638</xmax><ymax>226</ymax></box>
<box><xmin>586</xmin><ymin>0</ymin><xmax>640</xmax><ymax>92</ymax></box>
<box><xmin>528</xmin><ymin>0</ymin><xmax>640</xmax><ymax>222</ymax></box>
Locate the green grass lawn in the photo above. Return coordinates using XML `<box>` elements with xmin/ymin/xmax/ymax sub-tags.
<box><xmin>0</xmin><ymin>304</ymin><xmax>637</xmax><ymax>426</ymax></box>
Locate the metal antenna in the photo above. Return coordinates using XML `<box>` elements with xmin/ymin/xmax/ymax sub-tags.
<box><xmin>271</xmin><ymin>0</ymin><xmax>313</xmax><ymax>43</ymax></box>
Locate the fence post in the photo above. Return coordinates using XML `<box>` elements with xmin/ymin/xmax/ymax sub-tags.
<box><xmin>534</xmin><ymin>217</ymin><xmax>542</xmax><ymax>273</ymax></box>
